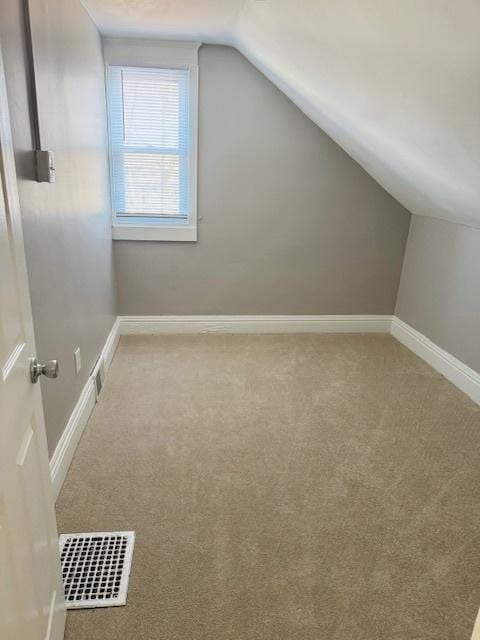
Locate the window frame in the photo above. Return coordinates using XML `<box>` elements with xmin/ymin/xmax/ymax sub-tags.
<box><xmin>104</xmin><ymin>39</ymin><xmax>200</xmax><ymax>242</ymax></box>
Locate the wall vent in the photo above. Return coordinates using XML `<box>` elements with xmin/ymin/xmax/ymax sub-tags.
<box><xmin>91</xmin><ymin>356</ymin><xmax>106</xmax><ymax>400</ymax></box>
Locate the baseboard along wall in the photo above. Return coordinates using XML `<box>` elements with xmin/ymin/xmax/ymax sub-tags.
<box><xmin>50</xmin><ymin>314</ymin><xmax>480</xmax><ymax>499</ymax></box>
<box><xmin>50</xmin><ymin>318</ymin><xmax>120</xmax><ymax>500</ymax></box>
<box><xmin>391</xmin><ymin>317</ymin><xmax>480</xmax><ymax>406</ymax></box>
<box><xmin>119</xmin><ymin>315</ymin><xmax>392</xmax><ymax>335</ymax></box>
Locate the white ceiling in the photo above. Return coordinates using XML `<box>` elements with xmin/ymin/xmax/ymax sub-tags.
<box><xmin>82</xmin><ymin>0</ymin><xmax>480</xmax><ymax>228</ymax></box>
<box><xmin>81</xmin><ymin>0</ymin><xmax>243</xmax><ymax>42</ymax></box>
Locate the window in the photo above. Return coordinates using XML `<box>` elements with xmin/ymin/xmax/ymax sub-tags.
<box><xmin>105</xmin><ymin>40</ymin><xmax>199</xmax><ymax>241</ymax></box>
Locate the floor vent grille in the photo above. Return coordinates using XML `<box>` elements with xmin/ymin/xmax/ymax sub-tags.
<box><xmin>59</xmin><ymin>531</ymin><xmax>135</xmax><ymax>609</ymax></box>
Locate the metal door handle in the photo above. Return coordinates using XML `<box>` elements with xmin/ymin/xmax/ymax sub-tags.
<box><xmin>30</xmin><ymin>358</ymin><xmax>59</xmax><ymax>383</ymax></box>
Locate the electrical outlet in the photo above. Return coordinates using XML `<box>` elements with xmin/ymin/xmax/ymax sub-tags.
<box><xmin>74</xmin><ymin>347</ymin><xmax>81</xmax><ymax>374</ymax></box>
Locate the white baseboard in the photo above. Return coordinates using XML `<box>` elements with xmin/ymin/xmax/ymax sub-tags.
<box><xmin>50</xmin><ymin>379</ymin><xmax>96</xmax><ymax>500</ymax></box>
<box><xmin>470</xmin><ymin>607</ymin><xmax>480</xmax><ymax>640</ymax></box>
<box><xmin>119</xmin><ymin>315</ymin><xmax>393</xmax><ymax>335</ymax></box>
<box><xmin>50</xmin><ymin>318</ymin><xmax>120</xmax><ymax>500</ymax></box>
<box><xmin>101</xmin><ymin>317</ymin><xmax>121</xmax><ymax>372</ymax></box>
<box><xmin>391</xmin><ymin>317</ymin><xmax>480</xmax><ymax>406</ymax></box>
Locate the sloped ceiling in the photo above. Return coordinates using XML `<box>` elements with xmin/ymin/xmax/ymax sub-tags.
<box><xmin>80</xmin><ymin>0</ymin><xmax>242</xmax><ymax>42</ymax></box>
<box><xmin>82</xmin><ymin>0</ymin><xmax>480</xmax><ymax>228</ymax></box>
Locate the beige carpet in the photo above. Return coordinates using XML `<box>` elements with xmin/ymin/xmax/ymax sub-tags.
<box><xmin>56</xmin><ymin>334</ymin><xmax>480</xmax><ymax>640</ymax></box>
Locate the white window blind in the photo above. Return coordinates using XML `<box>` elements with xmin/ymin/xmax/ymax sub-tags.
<box><xmin>108</xmin><ymin>66</ymin><xmax>190</xmax><ymax>221</ymax></box>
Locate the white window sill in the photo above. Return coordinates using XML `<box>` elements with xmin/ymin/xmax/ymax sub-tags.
<box><xmin>112</xmin><ymin>225</ymin><xmax>197</xmax><ymax>242</ymax></box>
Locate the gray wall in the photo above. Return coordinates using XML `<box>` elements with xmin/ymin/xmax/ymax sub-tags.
<box><xmin>0</xmin><ymin>0</ymin><xmax>116</xmax><ymax>455</ymax></box>
<box><xmin>396</xmin><ymin>216</ymin><xmax>480</xmax><ymax>373</ymax></box>
<box><xmin>114</xmin><ymin>45</ymin><xmax>411</xmax><ymax>316</ymax></box>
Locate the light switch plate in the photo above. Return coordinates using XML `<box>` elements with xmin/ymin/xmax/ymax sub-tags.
<box><xmin>74</xmin><ymin>347</ymin><xmax>81</xmax><ymax>374</ymax></box>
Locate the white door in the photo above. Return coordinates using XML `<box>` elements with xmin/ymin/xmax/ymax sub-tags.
<box><xmin>0</xmin><ymin>46</ymin><xmax>66</xmax><ymax>640</ymax></box>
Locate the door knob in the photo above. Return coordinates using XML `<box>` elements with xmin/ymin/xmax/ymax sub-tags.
<box><xmin>30</xmin><ymin>358</ymin><xmax>59</xmax><ymax>384</ymax></box>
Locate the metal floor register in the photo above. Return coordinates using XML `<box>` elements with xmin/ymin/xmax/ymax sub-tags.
<box><xmin>59</xmin><ymin>531</ymin><xmax>135</xmax><ymax>609</ymax></box>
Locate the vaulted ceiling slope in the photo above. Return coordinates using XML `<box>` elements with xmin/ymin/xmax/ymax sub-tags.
<box><xmin>82</xmin><ymin>0</ymin><xmax>480</xmax><ymax>228</ymax></box>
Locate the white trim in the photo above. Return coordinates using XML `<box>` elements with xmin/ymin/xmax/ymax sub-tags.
<box><xmin>103</xmin><ymin>38</ymin><xmax>200</xmax><ymax>68</ymax></box>
<box><xmin>119</xmin><ymin>315</ymin><xmax>393</xmax><ymax>335</ymax></box>
<box><xmin>49</xmin><ymin>378</ymin><xmax>96</xmax><ymax>501</ymax></box>
<box><xmin>112</xmin><ymin>224</ymin><xmax>197</xmax><ymax>242</ymax></box>
<box><xmin>101</xmin><ymin>317</ymin><xmax>121</xmax><ymax>372</ymax></box>
<box><xmin>470</xmin><ymin>607</ymin><xmax>480</xmax><ymax>640</ymax></box>
<box><xmin>49</xmin><ymin>319</ymin><xmax>120</xmax><ymax>500</ymax></box>
<box><xmin>391</xmin><ymin>317</ymin><xmax>480</xmax><ymax>406</ymax></box>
